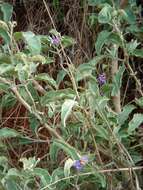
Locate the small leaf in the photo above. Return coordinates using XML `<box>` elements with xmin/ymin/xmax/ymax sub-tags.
<box><xmin>56</xmin><ymin>69</ymin><xmax>67</xmax><ymax>86</ymax></box>
<box><xmin>0</xmin><ymin>28</ymin><xmax>10</xmax><ymax>44</ymax></box>
<box><xmin>20</xmin><ymin>157</ymin><xmax>40</xmax><ymax>171</ymax></box>
<box><xmin>135</xmin><ymin>97</ymin><xmax>143</xmax><ymax>108</ymax></box>
<box><xmin>0</xmin><ymin>128</ymin><xmax>21</xmax><ymax>138</ymax></box>
<box><xmin>1</xmin><ymin>93</ymin><xmax>17</xmax><ymax>108</ymax></box>
<box><xmin>41</xmin><ymin>89</ymin><xmax>76</xmax><ymax>105</ymax></box>
<box><xmin>61</xmin><ymin>36</ymin><xmax>76</xmax><ymax>47</ymax></box>
<box><xmin>132</xmin><ymin>49</ymin><xmax>143</xmax><ymax>58</ymax></box>
<box><xmin>75</xmin><ymin>55</ymin><xmax>107</xmax><ymax>81</ymax></box>
<box><xmin>98</xmin><ymin>4</ymin><xmax>112</xmax><ymax>24</ymax></box>
<box><xmin>95</xmin><ymin>30</ymin><xmax>111</xmax><ymax>55</ymax></box>
<box><xmin>28</xmin><ymin>113</ymin><xmax>40</xmax><ymax>133</ymax></box>
<box><xmin>50</xmin><ymin>142</ymin><xmax>59</xmax><ymax>162</ymax></box>
<box><xmin>118</xmin><ymin>105</ymin><xmax>136</xmax><ymax>126</ymax></box>
<box><xmin>1</xmin><ymin>3</ymin><xmax>13</xmax><ymax>22</ymax></box>
<box><xmin>61</xmin><ymin>99</ymin><xmax>77</xmax><ymax>127</ymax></box>
<box><xmin>128</xmin><ymin>114</ymin><xmax>143</xmax><ymax>134</ymax></box>
<box><xmin>33</xmin><ymin>168</ymin><xmax>51</xmax><ymax>187</ymax></box>
<box><xmin>54</xmin><ymin>139</ymin><xmax>80</xmax><ymax>160</ymax></box>
<box><xmin>64</xmin><ymin>158</ymin><xmax>74</xmax><ymax>177</ymax></box>
<box><xmin>35</xmin><ymin>73</ymin><xmax>57</xmax><ymax>89</ymax></box>
<box><xmin>22</xmin><ymin>31</ymin><xmax>41</xmax><ymax>55</ymax></box>
<box><xmin>111</xmin><ymin>65</ymin><xmax>125</xmax><ymax>96</ymax></box>
<box><xmin>126</xmin><ymin>40</ymin><xmax>140</xmax><ymax>54</ymax></box>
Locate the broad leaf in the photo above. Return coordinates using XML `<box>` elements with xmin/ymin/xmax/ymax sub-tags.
<box><xmin>132</xmin><ymin>49</ymin><xmax>143</xmax><ymax>58</ymax></box>
<box><xmin>118</xmin><ymin>105</ymin><xmax>136</xmax><ymax>126</ymax></box>
<box><xmin>61</xmin><ymin>99</ymin><xmax>77</xmax><ymax>127</ymax></box>
<box><xmin>0</xmin><ymin>28</ymin><xmax>10</xmax><ymax>44</ymax></box>
<box><xmin>35</xmin><ymin>73</ymin><xmax>57</xmax><ymax>89</ymax></box>
<box><xmin>64</xmin><ymin>158</ymin><xmax>74</xmax><ymax>177</ymax></box>
<box><xmin>33</xmin><ymin>168</ymin><xmax>51</xmax><ymax>187</ymax></box>
<box><xmin>53</xmin><ymin>139</ymin><xmax>80</xmax><ymax>160</ymax></box>
<box><xmin>0</xmin><ymin>3</ymin><xmax>13</xmax><ymax>22</ymax></box>
<box><xmin>22</xmin><ymin>31</ymin><xmax>41</xmax><ymax>55</ymax></box>
<box><xmin>95</xmin><ymin>30</ymin><xmax>111</xmax><ymax>55</ymax></box>
<box><xmin>135</xmin><ymin>97</ymin><xmax>143</xmax><ymax>108</ymax></box>
<box><xmin>111</xmin><ymin>65</ymin><xmax>125</xmax><ymax>96</ymax></box>
<box><xmin>128</xmin><ymin>114</ymin><xmax>143</xmax><ymax>134</ymax></box>
<box><xmin>75</xmin><ymin>55</ymin><xmax>107</xmax><ymax>81</ymax></box>
<box><xmin>0</xmin><ymin>128</ymin><xmax>21</xmax><ymax>138</ymax></box>
<box><xmin>98</xmin><ymin>4</ymin><xmax>112</xmax><ymax>24</ymax></box>
<box><xmin>41</xmin><ymin>89</ymin><xmax>76</xmax><ymax>105</ymax></box>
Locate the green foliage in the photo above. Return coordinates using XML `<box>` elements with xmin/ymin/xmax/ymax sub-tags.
<box><xmin>0</xmin><ymin>1</ymin><xmax>143</xmax><ymax>190</ymax></box>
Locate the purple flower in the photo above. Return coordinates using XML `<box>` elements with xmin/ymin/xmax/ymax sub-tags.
<box><xmin>50</xmin><ymin>36</ymin><xmax>60</xmax><ymax>45</ymax></box>
<box><xmin>97</xmin><ymin>73</ymin><xmax>106</xmax><ymax>85</ymax></box>
<box><xmin>73</xmin><ymin>156</ymin><xmax>88</xmax><ymax>171</ymax></box>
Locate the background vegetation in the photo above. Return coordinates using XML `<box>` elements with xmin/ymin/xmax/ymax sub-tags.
<box><xmin>0</xmin><ymin>0</ymin><xmax>143</xmax><ymax>189</ymax></box>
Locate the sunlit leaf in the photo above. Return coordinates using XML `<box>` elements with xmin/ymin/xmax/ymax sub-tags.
<box><xmin>61</xmin><ymin>99</ymin><xmax>77</xmax><ymax>127</ymax></box>
<box><xmin>64</xmin><ymin>158</ymin><xmax>74</xmax><ymax>177</ymax></box>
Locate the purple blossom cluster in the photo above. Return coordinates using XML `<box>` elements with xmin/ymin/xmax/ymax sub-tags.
<box><xmin>73</xmin><ymin>156</ymin><xmax>88</xmax><ymax>171</ymax></box>
<box><xmin>97</xmin><ymin>73</ymin><xmax>106</xmax><ymax>85</ymax></box>
<box><xmin>50</xmin><ymin>36</ymin><xmax>60</xmax><ymax>45</ymax></box>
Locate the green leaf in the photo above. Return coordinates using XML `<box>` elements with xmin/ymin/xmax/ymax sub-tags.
<box><xmin>96</xmin><ymin>125</ymin><xmax>109</xmax><ymax>140</ymax></box>
<box><xmin>56</xmin><ymin>69</ymin><xmax>67</xmax><ymax>86</ymax></box>
<box><xmin>5</xmin><ymin>179</ymin><xmax>20</xmax><ymax>190</ymax></box>
<box><xmin>88</xmin><ymin>0</ymin><xmax>106</xmax><ymax>6</ymax></box>
<box><xmin>35</xmin><ymin>73</ymin><xmax>57</xmax><ymax>89</ymax></box>
<box><xmin>41</xmin><ymin>89</ymin><xmax>76</xmax><ymax>105</ymax></box>
<box><xmin>135</xmin><ymin>97</ymin><xmax>143</xmax><ymax>108</ymax></box>
<box><xmin>0</xmin><ymin>28</ymin><xmax>10</xmax><ymax>44</ymax></box>
<box><xmin>95</xmin><ymin>96</ymin><xmax>109</xmax><ymax>112</ymax></box>
<box><xmin>118</xmin><ymin>105</ymin><xmax>136</xmax><ymax>126</ymax></box>
<box><xmin>20</xmin><ymin>157</ymin><xmax>40</xmax><ymax>171</ymax></box>
<box><xmin>0</xmin><ymin>63</ymin><xmax>14</xmax><ymax>75</ymax></box>
<box><xmin>28</xmin><ymin>113</ymin><xmax>40</xmax><ymax>133</ymax></box>
<box><xmin>0</xmin><ymin>128</ymin><xmax>21</xmax><ymax>138</ymax></box>
<box><xmin>64</xmin><ymin>158</ymin><xmax>74</xmax><ymax>177</ymax></box>
<box><xmin>0</xmin><ymin>3</ymin><xmax>13</xmax><ymax>22</ymax></box>
<box><xmin>132</xmin><ymin>49</ymin><xmax>143</xmax><ymax>58</ymax></box>
<box><xmin>53</xmin><ymin>139</ymin><xmax>80</xmax><ymax>160</ymax></box>
<box><xmin>33</xmin><ymin>168</ymin><xmax>51</xmax><ymax>187</ymax></box>
<box><xmin>50</xmin><ymin>142</ymin><xmax>59</xmax><ymax>162</ymax></box>
<box><xmin>61</xmin><ymin>36</ymin><xmax>76</xmax><ymax>47</ymax></box>
<box><xmin>1</xmin><ymin>93</ymin><xmax>17</xmax><ymax>109</ymax></box>
<box><xmin>22</xmin><ymin>31</ymin><xmax>41</xmax><ymax>55</ymax></box>
<box><xmin>128</xmin><ymin>114</ymin><xmax>143</xmax><ymax>134</ymax></box>
<box><xmin>61</xmin><ymin>99</ymin><xmax>77</xmax><ymax>127</ymax></box>
<box><xmin>111</xmin><ymin>65</ymin><xmax>125</xmax><ymax>96</ymax></box>
<box><xmin>75</xmin><ymin>55</ymin><xmax>107</xmax><ymax>81</ymax></box>
<box><xmin>95</xmin><ymin>30</ymin><xmax>111</xmax><ymax>55</ymax></box>
<box><xmin>0</xmin><ymin>82</ymin><xmax>9</xmax><ymax>92</ymax></box>
<box><xmin>98</xmin><ymin>4</ymin><xmax>112</xmax><ymax>24</ymax></box>
<box><xmin>126</xmin><ymin>40</ymin><xmax>140</xmax><ymax>54</ymax></box>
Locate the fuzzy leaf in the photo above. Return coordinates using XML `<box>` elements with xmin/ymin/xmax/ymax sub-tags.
<box><xmin>0</xmin><ymin>3</ymin><xmax>13</xmax><ymax>22</ymax></box>
<box><xmin>64</xmin><ymin>158</ymin><xmax>74</xmax><ymax>177</ymax></box>
<box><xmin>22</xmin><ymin>31</ymin><xmax>41</xmax><ymax>55</ymax></box>
<box><xmin>111</xmin><ymin>65</ymin><xmax>125</xmax><ymax>96</ymax></box>
<box><xmin>95</xmin><ymin>30</ymin><xmax>111</xmax><ymax>55</ymax></box>
<box><xmin>0</xmin><ymin>128</ymin><xmax>21</xmax><ymax>138</ymax></box>
<box><xmin>35</xmin><ymin>73</ymin><xmax>57</xmax><ymax>89</ymax></box>
<box><xmin>61</xmin><ymin>99</ymin><xmax>77</xmax><ymax>127</ymax></box>
<box><xmin>54</xmin><ymin>139</ymin><xmax>80</xmax><ymax>160</ymax></box>
<box><xmin>98</xmin><ymin>4</ymin><xmax>112</xmax><ymax>24</ymax></box>
<box><xmin>128</xmin><ymin>114</ymin><xmax>143</xmax><ymax>134</ymax></box>
<box><xmin>118</xmin><ymin>105</ymin><xmax>136</xmax><ymax>126</ymax></box>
